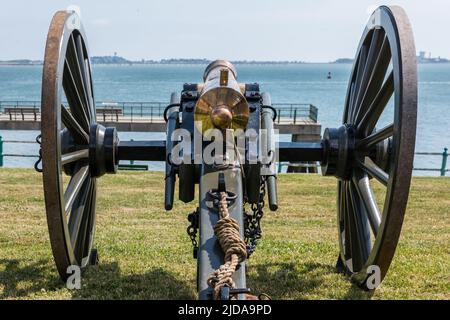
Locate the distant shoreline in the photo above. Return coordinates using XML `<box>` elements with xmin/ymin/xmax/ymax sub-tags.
<box><xmin>1</xmin><ymin>56</ymin><xmax>449</xmax><ymax>66</ymax></box>
<box><xmin>1</xmin><ymin>62</ymin><xmax>449</xmax><ymax>66</ymax></box>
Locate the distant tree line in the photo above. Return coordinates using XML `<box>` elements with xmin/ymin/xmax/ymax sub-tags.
<box><xmin>1</xmin><ymin>54</ymin><xmax>449</xmax><ymax>65</ymax></box>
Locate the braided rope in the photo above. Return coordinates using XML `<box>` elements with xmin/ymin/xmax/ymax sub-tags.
<box><xmin>207</xmin><ymin>191</ymin><xmax>247</xmax><ymax>299</ymax></box>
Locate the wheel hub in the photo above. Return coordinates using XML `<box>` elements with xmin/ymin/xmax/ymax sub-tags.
<box><xmin>89</xmin><ymin>124</ymin><xmax>119</xmax><ymax>177</ymax></box>
<box><xmin>321</xmin><ymin>125</ymin><xmax>356</xmax><ymax>179</ymax></box>
<box><xmin>321</xmin><ymin>125</ymin><xmax>393</xmax><ymax>179</ymax></box>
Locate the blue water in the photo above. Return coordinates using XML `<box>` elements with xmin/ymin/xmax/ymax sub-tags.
<box><xmin>0</xmin><ymin>64</ymin><xmax>449</xmax><ymax>174</ymax></box>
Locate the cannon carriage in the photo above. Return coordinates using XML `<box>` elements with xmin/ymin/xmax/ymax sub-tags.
<box><xmin>39</xmin><ymin>5</ymin><xmax>417</xmax><ymax>299</ymax></box>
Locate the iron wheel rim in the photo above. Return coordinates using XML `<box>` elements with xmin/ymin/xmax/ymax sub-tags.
<box><xmin>41</xmin><ymin>11</ymin><xmax>97</xmax><ymax>280</ymax></box>
<box><xmin>337</xmin><ymin>5</ymin><xmax>417</xmax><ymax>288</ymax></box>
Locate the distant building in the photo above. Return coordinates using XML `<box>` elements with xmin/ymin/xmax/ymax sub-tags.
<box><xmin>332</xmin><ymin>52</ymin><xmax>449</xmax><ymax>64</ymax></box>
<box><xmin>417</xmin><ymin>51</ymin><xmax>449</xmax><ymax>64</ymax></box>
<box><xmin>0</xmin><ymin>59</ymin><xmax>42</xmax><ymax>66</ymax></box>
<box><xmin>333</xmin><ymin>58</ymin><xmax>354</xmax><ymax>64</ymax></box>
<box><xmin>91</xmin><ymin>55</ymin><xmax>132</xmax><ymax>65</ymax></box>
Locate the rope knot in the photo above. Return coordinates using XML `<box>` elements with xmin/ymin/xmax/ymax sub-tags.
<box><xmin>207</xmin><ymin>191</ymin><xmax>247</xmax><ymax>299</ymax></box>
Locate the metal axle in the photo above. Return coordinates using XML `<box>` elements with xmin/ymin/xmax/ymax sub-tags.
<box><xmin>115</xmin><ymin>140</ymin><xmax>326</xmax><ymax>163</ymax></box>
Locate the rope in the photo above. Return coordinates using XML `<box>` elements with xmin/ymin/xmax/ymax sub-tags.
<box><xmin>207</xmin><ymin>191</ymin><xmax>247</xmax><ymax>300</ymax></box>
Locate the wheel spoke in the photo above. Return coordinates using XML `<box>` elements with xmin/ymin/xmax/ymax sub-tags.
<box><xmin>348</xmin><ymin>181</ymin><xmax>371</xmax><ymax>267</ymax></box>
<box><xmin>68</xmin><ymin>177</ymin><xmax>91</xmax><ymax>248</ymax></box>
<box><xmin>67</xmin><ymin>35</ymin><xmax>90</xmax><ymax>119</ymax></box>
<box><xmin>61</xmin><ymin>149</ymin><xmax>89</xmax><ymax>166</ymax></box>
<box><xmin>64</xmin><ymin>165</ymin><xmax>89</xmax><ymax>214</ymax></box>
<box><xmin>357</xmin><ymin>157</ymin><xmax>389</xmax><ymax>186</ymax></box>
<box><xmin>337</xmin><ymin>180</ymin><xmax>345</xmax><ymax>244</ymax></box>
<box><xmin>83</xmin><ymin>57</ymin><xmax>95</xmax><ymax>123</ymax></box>
<box><xmin>84</xmin><ymin>179</ymin><xmax>97</xmax><ymax>257</ymax></box>
<box><xmin>74</xmin><ymin>34</ymin><xmax>94</xmax><ymax>122</ymax></box>
<box><xmin>350</xmin><ymin>46</ymin><xmax>368</xmax><ymax>123</ymax></box>
<box><xmin>344</xmin><ymin>182</ymin><xmax>362</xmax><ymax>271</ymax></box>
<box><xmin>353</xmin><ymin>30</ymin><xmax>384</xmax><ymax>121</ymax></box>
<box><xmin>61</xmin><ymin>105</ymin><xmax>89</xmax><ymax>144</ymax></box>
<box><xmin>63</xmin><ymin>57</ymin><xmax>90</xmax><ymax>131</ymax></box>
<box><xmin>352</xmin><ymin>169</ymin><xmax>381</xmax><ymax>236</ymax></box>
<box><xmin>354</xmin><ymin>35</ymin><xmax>391</xmax><ymax>125</ymax></box>
<box><xmin>342</xmin><ymin>181</ymin><xmax>352</xmax><ymax>263</ymax></box>
<box><xmin>345</xmin><ymin>82</ymin><xmax>355</xmax><ymax>124</ymax></box>
<box><xmin>74</xmin><ymin>179</ymin><xmax>95</xmax><ymax>262</ymax></box>
<box><xmin>357</xmin><ymin>71</ymin><xmax>394</xmax><ymax>135</ymax></box>
<box><xmin>356</xmin><ymin>123</ymin><xmax>394</xmax><ymax>150</ymax></box>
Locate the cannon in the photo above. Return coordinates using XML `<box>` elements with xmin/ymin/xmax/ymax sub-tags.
<box><xmin>39</xmin><ymin>5</ymin><xmax>417</xmax><ymax>299</ymax></box>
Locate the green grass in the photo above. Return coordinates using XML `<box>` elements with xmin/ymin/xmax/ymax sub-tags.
<box><xmin>0</xmin><ymin>168</ymin><xmax>449</xmax><ymax>300</ymax></box>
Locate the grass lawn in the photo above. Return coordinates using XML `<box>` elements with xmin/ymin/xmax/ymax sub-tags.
<box><xmin>0</xmin><ymin>168</ymin><xmax>448</xmax><ymax>300</ymax></box>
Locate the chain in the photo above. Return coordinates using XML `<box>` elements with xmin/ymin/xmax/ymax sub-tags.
<box><xmin>187</xmin><ymin>176</ymin><xmax>266</xmax><ymax>260</ymax></box>
<box><xmin>244</xmin><ymin>176</ymin><xmax>266</xmax><ymax>257</ymax></box>
<box><xmin>187</xmin><ymin>208</ymin><xmax>199</xmax><ymax>259</ymax></box>
<box><xmin>34</xmin><ymin>134</ymin><xmax>43</xmax><ymax>173</ymax></box>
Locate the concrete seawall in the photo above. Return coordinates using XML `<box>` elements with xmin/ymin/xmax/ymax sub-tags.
<box><xmin>0</xmin><ymin>120</ymin><xmax>321</xmax><ymax>137</ymax></box>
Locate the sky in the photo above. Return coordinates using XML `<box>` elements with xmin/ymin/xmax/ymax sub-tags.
<box><xmin>0</xmin><ymin>0</ymin><xmax>448</xmax><ymax>62</ymax></box>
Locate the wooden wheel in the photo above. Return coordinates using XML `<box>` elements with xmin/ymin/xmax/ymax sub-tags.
<box><xmin>41</xmin><ymin>11</ymin><xmax>97</xmax><ymax>280</ymax></box>
<box><xmin>333</xmin><ymin>6</ymin><xmax>417</xmax><ymax>288</ymax></box>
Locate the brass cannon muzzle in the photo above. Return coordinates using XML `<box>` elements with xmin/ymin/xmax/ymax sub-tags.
<box><xmin>194</xmin><ymin>60</ymin><xmax>249</xmax><ymax>135</ymax></box>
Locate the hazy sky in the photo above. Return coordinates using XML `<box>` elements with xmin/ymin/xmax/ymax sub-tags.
<box><xmin>0</xmin><ymin>0</ymin><xmax>448</xmax><ymax>62</ymax></box>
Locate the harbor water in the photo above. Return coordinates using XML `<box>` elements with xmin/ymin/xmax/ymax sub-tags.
<box><xmin>0</xmin><ymin>64</ymin><xmax>449</xmax><ymax>174</ymax></box>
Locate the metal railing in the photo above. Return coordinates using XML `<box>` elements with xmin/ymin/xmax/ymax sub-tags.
<box><xmin>0</xmin><ymin>136</ymin><xmax>448</xmax><ymax>176</ymax></box>
<box><xmin>414</xmin><ymin>148</ymin><xmax>448</xmax><ymax>176</ymax></box>
<box><xmin>97</xmin><ymin>101</ymin><xmax>167</xmax><ymax>122</ymax></box>
<box><xmin>273</xmin><ymin>103</ymin><xmax>318</xmax><ymax>123</ymax></box>
<box><xmin>0</xmin><ymin>101</ymin><xmax>41</xmax><ymax>121</ymax></box>
<box><xmin>277</xmin><ymin>147</ymin><xmax>449</xmax><ymax>176</ymax></box>
<box><xmin>0</xmin><ymin>100</ymin><xmax>318</xmax><ymax>124</ymax></box>
<box><xmin>0</xmin><ymin>137</ymin><xmax>39</xmax><ymax>167</ymax></box>
<box><xmin>0</xmin><ymin>136</ymin><xmax>146</xmax><ymax>171</ymax></box>
<box><xmin>0</xmin><ymin>101</ymin><xmax>41</xmax><ymax>109</ymax></box>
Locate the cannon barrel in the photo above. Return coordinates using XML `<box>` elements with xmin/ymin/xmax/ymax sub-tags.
<box><xmin>194</xmin><ymin>60</ymin><xmax>249</xmax><ymax>135</ymax></box>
